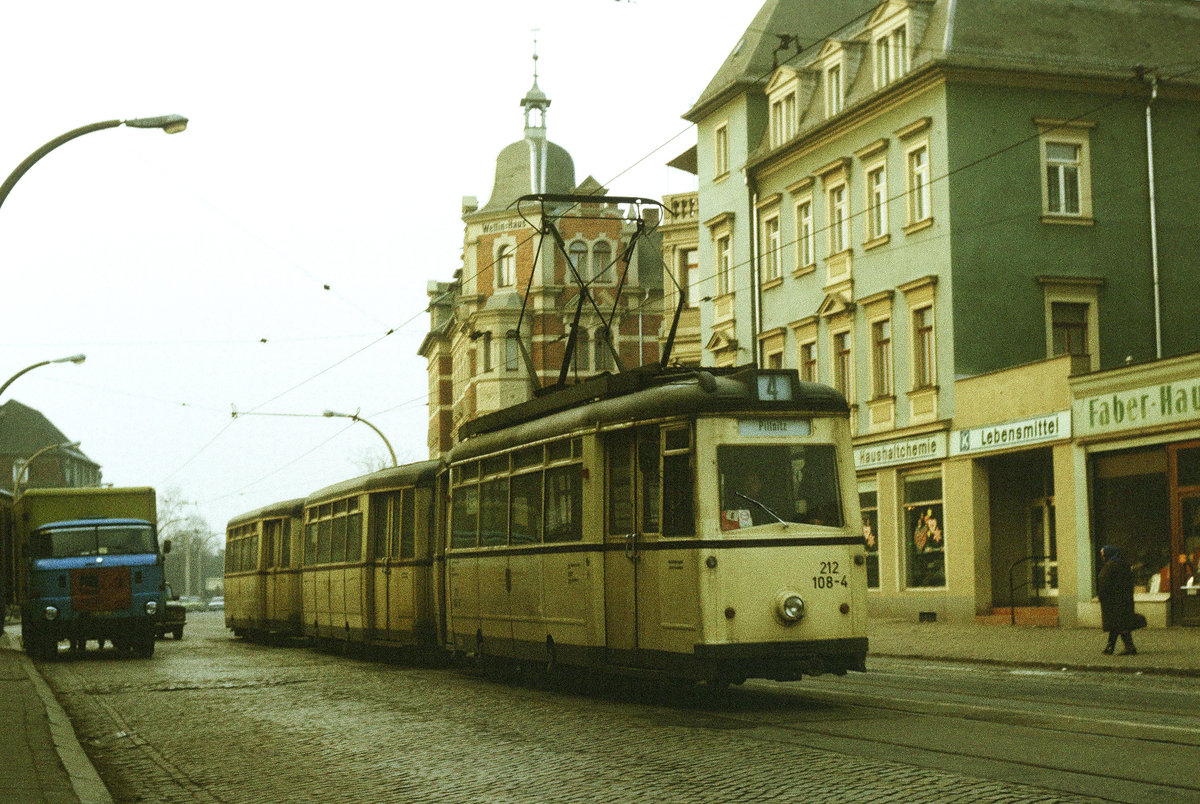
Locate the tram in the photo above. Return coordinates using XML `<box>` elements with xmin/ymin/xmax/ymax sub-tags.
<box><xmin>445</xmin><ymin>365</ymin><xmax>867</xmax><ymax>685</ymax></box>
<box><xmin>224</xmin><ymin>498</ymin><xmax>305</xmax><ymax>638</ymax></box>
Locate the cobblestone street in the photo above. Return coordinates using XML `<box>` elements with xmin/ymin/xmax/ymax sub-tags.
<box><xmin>30</xmin><ymin>612</ymin><xmax>1132</xmax><ymax>803</ymax></box>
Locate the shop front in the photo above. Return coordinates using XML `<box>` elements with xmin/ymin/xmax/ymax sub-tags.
<box><xmin>1072</xmin><ymin>352</ymin><xmax>1200</xmax><ymax>627</ymax></box>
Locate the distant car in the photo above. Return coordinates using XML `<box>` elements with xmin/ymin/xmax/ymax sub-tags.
<box><xmin>207</xmin><ymin>596</ymin><xmax>225</xmax><ymax>611</ymax></box>
<box><xmin>179</xmin><ymin>596</ymin><xmax>206</xmax><ymax>612</ymax></box>
<box><xmin>156</xmin><ymin>583</ymin><xmax>186</xmax><ymax>640</ymax></box>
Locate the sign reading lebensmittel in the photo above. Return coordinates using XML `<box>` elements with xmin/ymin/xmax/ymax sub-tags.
<box><xmin>949</xmin><ymin>411</ymin><xmax>1071</xmax><ymax>457</ymax></box>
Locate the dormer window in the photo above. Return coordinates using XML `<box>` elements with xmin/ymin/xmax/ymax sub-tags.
<box><xmin>874</xmin><ymin>25</ymin><xmax>908</xmax><ymax>88</ymax></box>
<box><xmin>770</xmin><ymin>92</ymin><xmax>797</xmax><ymax>147</ymax></box>
<box><xmin>825</xmin><ymin>63</ymin><xmax>843</xmax><ymax>117</ymax></box>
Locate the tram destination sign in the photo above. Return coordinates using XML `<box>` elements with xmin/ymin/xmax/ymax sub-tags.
<box><xmin>950</xmin><ymin>411</ymin><xmax>1070</xmax><ymax>457</ymax></box>
<box><xmin>738</xmin><ymin>419</ymin><xmax>811</xmax><ymax>437</ymax></box>
<box><xmin>1075</xmin><ymin>376</ymin><xmax>1200</xmax><ymax>436</ymax></box>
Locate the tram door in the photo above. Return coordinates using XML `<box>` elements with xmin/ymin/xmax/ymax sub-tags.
<box><xmin>604</xmin><ymin>426</ymin><xmax>661</xmax><ymax>659</ymax></box>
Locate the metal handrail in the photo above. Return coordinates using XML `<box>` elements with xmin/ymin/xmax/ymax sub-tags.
<box><xmin>1007</xmin><ymin>555</ymin><xmax>1054</xmax><ymax>626</ymax></box>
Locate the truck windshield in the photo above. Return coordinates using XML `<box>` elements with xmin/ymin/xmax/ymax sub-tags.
<box><xmin>31</xmin><ymin>524</ymin><xmax>158</xmax><ymax>559</ymax></box>
<box><xmin>717</xmin><ymin>444</ymin><xmax>843</xmax><ymax>530</ymax></box>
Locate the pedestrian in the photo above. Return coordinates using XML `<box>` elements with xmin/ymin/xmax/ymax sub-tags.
<box><xmin>1097</xmin><ymin>545</ymin><xmax>1138</xmax><ymax>656</ymax></box>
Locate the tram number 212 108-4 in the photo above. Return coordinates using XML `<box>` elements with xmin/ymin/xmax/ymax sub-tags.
<box><xmin>813</xmin><ymin>560</ymin><xmax>849</xmax><ymax>589</ymax></box>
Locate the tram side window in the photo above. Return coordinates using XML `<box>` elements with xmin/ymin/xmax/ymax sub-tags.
<box><xmin>331</xmin><ymin>500</ymin><xmax>348</xmax><ymax>563</ymax></box>
<box><xmin>280</xmin><ymin>520</ymin><xmax>291</xmax><ymax>568</ymax></box>
<box><xmin>263</xmin><ymin>522</ymin><xmax>276</xmax><ymax>569</ymax></box>
<box><xmin>370</xmin><ymin>494</ymin><xmax>391</xmax><ymax>559</ymax></box>
<box><xmin>249</xmin><ymin>535</ymin><xmax>259</xmax><ymax>570</ymax></box>
<box><xmin>479</xmin><ymin>478</ymin><xmax>508</xmax><ymax>547</ymax></box>
<box><xmin>400</xmin><ymin>487</ymin><xmax>415</xmax><ymax>559</ymax></box>
<box><xmin>346</xmin><ymin>503</ymin><xmax>363</xmax><ymax>562</ymax></box>
<box><xmin>305</xmin><ymin>521</ymin><xmax>317</xmax><ymax>565</ymax></box>
<box><xmin>662</xmin><ymin>452</ymin><xmax>694</xmax><ymax>537</ymax></box>
<box><xmin>225</xmin><ymin>539</ymin><xmax>233</xmax><ymax>572</ymax></box>
<box><xmin>510</xmin><ymin>470</ymin><xmax>543</xmax><ymax>544</ymax></box>
<box><xmin>546</xmin><ymin>464</ymin><xmax>583</xmax><ymax>542</ymax></box>
<box><xmin>317</xmin><ymin>506</ymin><xmax>333</xmax><ymax>564</ymax></box>
<box><xmin>718</xmin><ymin>444</ymin><xmax>844</xmax><ymax>529</ymax></box>
<box><xmin>608</xmin><ymin>435</ymin><xmax>634</xmax><ymax>534</ymax></box>
<box><xmin>638</xmin><ymin>427</ymin><xmax>661</xmax><ymax>534</ymax></box>
<box><xmin>451</xmin><ymin>485</ymin><xmax>479</xmax><ymax>548</ymax></box>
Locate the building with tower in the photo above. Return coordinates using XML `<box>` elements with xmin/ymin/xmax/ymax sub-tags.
<box><xmin>421</xmin><ymin>57</ymin><xmax>664</xmax><ymax>456</ymax></box>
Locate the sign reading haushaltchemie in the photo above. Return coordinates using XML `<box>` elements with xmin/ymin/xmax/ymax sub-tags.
<box><xmin>854</xmin><ymin>433</ymin><xmax>947</xmax><ymax>470</ymax></box>
<box><xmin>950</xmin><ymin>411</ymin><xmax>1070</xmax><ymax>457</ymax></box>
<box><xmin>1075</xmin><ymin>376</ymin><xmax>1200</xmax><ymax>437</ymax></box>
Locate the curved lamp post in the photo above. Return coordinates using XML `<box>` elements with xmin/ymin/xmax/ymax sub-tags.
<box><xmin>0</xmin><ymin>353</ymin><xmax>86</xmax><ymax>400</ymax></box>
<box><xmin>323</xmin><ymin>409</ymin><xmax>398</xmax><ymax>467</ymax></box>
<box><xmin>13</xmin><ymin>440</ymin><xmax>81</xmax><ymax>501</ymax></box>
<box><xmin>0</xmin><ymin>114</ymin><xmax>188</xmax><ymax>212</ymax></box>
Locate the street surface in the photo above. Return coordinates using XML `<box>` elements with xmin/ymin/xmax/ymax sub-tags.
<box><xmin>35</xmin><ymin>612</ymin><xmax>1200</xmax><ymax>803</ymax></box>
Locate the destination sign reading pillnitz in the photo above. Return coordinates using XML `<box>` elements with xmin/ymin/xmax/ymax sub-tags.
<box><xmin>738</xmin><ymin>419</ymin><xmax>812</xmax><ymax>437</ymax></box>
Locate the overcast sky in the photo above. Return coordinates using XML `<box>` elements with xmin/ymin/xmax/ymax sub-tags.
<box><xmin>1</xmin><ymin>1</ymin><xmax>763</xmax><ymax>542</ymax></box>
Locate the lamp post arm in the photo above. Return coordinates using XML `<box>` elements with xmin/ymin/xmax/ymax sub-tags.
<box><xmin>0</xmin><ymin>120</ymin><xmax>123</xmax><ymax>212</ymax></box>
<box><xmin>0</xmin><ymin>360</ymin><xmax>51</xmax><ymax>399</ymax></box>
<box><xmin>352</xmin><ymin>415</ymin><xmax>398</xmax><ymax>467</ymax></box>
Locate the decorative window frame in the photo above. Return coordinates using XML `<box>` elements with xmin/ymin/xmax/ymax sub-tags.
<box><xmin>788</xmin><ymin>176</ymin><xmax>816</xmax><ymax>277</ymax></box>
<box><xmin>759</xmin><ymin>326</ymin><xmax>786</xmax><ymax>369</ymax></box>
<box><xmin>1036</xmin><ymin>118</ymin><xmax>1095</xmax><ymax>225</ymax></box>
<box><xmin>567</xmin><ymin>238</ymin><xmax>589</xmax><ymax>282</ymax></box>
<box><xmin>704</xmin><ymin>211</ymin><xmax>736</xmax><ymax>300</ymax></box>
<box><xmin>790</xmin><ymin>315</ymin><xmax>819</xmax><ymax>383</ymax></box>
<box><xmin>1038</xmin><ymin>275</ymin><xmax>1102</xmax><ymax>371</ymax></box>
<box><xmin>820</xmin><ymin>44</ymin><xmax>845</xmax><ymax>118</ymax></box>
<box><xmin>899</xmin><ymin>274</ymin><xmax>938</xmax><ymax>424</ymax></box>
<box><xmin>896</xmin><ymin>118</ymin><xmax>932</xmax><ymax>234</ymax></box>
<box><xmin>864</xmin><ymin>157</ymin><xmax>889</xmax><ymax>247</ymax></box>
<box><xmin>494</xmin><ymin>237</ymin><xmax>518</xmax><ymax>289</ymax></box>
<box><xmin>590</xmin><ymin>237</ymin><xmax>614</xmax><ymax>285</ymax></box>
<box><xmin>758</xmin><ymin>194</ymin><xmax>784</xmax><ymax>285</ymax></box>
<box><xmin>831</xmin><ymin>325</ymin><xmax>854</xmax><ymax>402</ymax></box>
<box><xmin>766</xmin><ymin>68</ymin><xmax>800</xmax><ymax>149</ymax></box>
<box><xmin>862</xmin><ymin>290</ymin><xmax>895</xmax><ymax>432</ymax></box>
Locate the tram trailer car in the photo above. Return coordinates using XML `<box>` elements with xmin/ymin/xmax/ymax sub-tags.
<box><xmin>299</xmin><ymin>461</ymin><xmax>442</xmax><ymax>649</ymax></box>
<box><xmin>445</xmin><ymin>366</ymin><xmax>867</xmax><ymax>686</ymax></box>
<box><xmin>15</xmin><ymin>487</ymin><xmax>168</xmax><ymax>660</ymax></box>
<box><xmin>225</xmin><ymin>498</ymin><xmax>306</xmax><ymax>639</ymax></box>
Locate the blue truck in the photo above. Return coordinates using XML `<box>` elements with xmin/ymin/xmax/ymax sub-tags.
<box><xmin>15</xmin><ymin>487</ymin><xmax>170</xmax><ymax>660</ymax></box>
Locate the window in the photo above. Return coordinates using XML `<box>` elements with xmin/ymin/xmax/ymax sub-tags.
<box><xmin>662</xmin><ymin>426</ymin><xmax>694</xmax><ymax>537</ymax></box>
<box><xmin>795</xmin><ymin>199</ymin><xmax>814</xmax><ymax>268</ymax></box>
<box><xmin>874</xmin><ymin>25</ymin><xmax>908</xmax><ymax>88</ymax></box>
<box><xmin>545</xmin><ymin>464</ymin><xmax>583</xmax><ymax>541</ymax></box>
<box><xmin>827</xmin><ymin>184</ymin><xmax>849</xmax><ymax>255</ymax></box>
<box><xmin>592</xmin><ymin>241</ymin><xmax>612</xmax><ymax>284</ymax></box>
<box><xmin>504</xmin><ymin>333</ymin><xmax>521</xmax><ymax>372</ymax></box>
<box><xmin>906</xmin><ymin>145</ymin><xmax>930</xmax><ymax>224</ymax></box>
<box><xmin>496</xmin><ymin>245</ymin><xmax>515</xmax><ymax>288</ymax></box>
<box><xmin>866</xmin><ymin>165</ymin><xmax>888</xmax><ymax>241</ymax></box>
<box><xmin>860</xmin><ymin>483</ymin><xmax>880</xmax><ymax>589</ymax></box>
<box><xmin>832</xmin><ymin>330</ymin><xmax>852</xmax><ymax>396</ymax></box>
<box><xmin>595</xmin><ymin>326</ymin><xmax>613</xmax><ymax>372</ymax></box>
<box><xmin>510</xmin><ymin>471</ymin><xmax>543</xmax><ymax>545</ymax></box>
<box><xmin>680</xmin><ymin>248</ymin><xmax>700</xmax><ymax>308</ymax></box>
<box><xmin>770</xmin><ymin>92</ymin><xmax>797</xmax><ymax>147</ymax></box>
<box><xmin>766</xmin><ymin>351</ymin><xmax>783</xmax><ymax>369</ymax></box>
<box><xmin>800</xmin><ymin>341</ymin><xmax>817</xmax><ymax>383</ymax></box>
<box><xmin>481</xmin><ymin>331</ymin><xmax>493</xmax><ymax>372</ymax></box>
<box><xmin>904</xmin><ymin>472</ymin><xmax>945</xmax><ymax>588</ymax></box>
<box><xmin>574</xmin><ymin>328</ymin><xmax>591</xmax><ymax>373</ymax></box>
<box><xmin>871</xmin><ymin>319</ymin><xmax>892</xmax><ymax>398</ymax></box>
<box><xmin>825</xmin><ymin>63</ymin><xmax>843</xmax><ymax>117</ymax></box>
<box><xmin>718</xmin><ymin>444</ymin><xmax>844</xmax><ymax>529</ymax></box>
<box><xmin>479</xmin><ymin>478</ymin><xmax>508</xmax><ymax>547</ymax></box>
<box><xmin>568</xmin><ymin>241</ymin><xmax>588</xmax><ymax>281</ymax></box>
<box><xmin>1051</xmin><ymin>302</ymin><xmax>1089</xmax><ymax>357</ymax></box>
<box><xmin>716</xmin><ymin>234</ymin><xmax>733</xmax><ymax>295</ymax></box>
<box><xmin>451</xmin><ymin>484</ymin><xmax>479</xmax><ymax>548</ymax></box>
<box><xmin>761</xmin><ymin>214</ymin><xmax>782</xmax><ymax>281</ymax></box>
<box><xmin>1037</xmin><ymin>121</ymin><xmax>1093</xmax><ymax>221</ymax></box>
<box><xmin>714</xmin><ymin>122</ymin><xmax>729</xmax><ymax>177</ymax></box>
<box><xmin>912</xmin><ymin>306</ymin><xmax>934</xmax><ymax>388</ymax></box>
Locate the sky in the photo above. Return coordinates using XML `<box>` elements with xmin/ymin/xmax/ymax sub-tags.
<box><xmin>1</xmin><ymin>1</ymin><xmax>764</xmax><ymax>545</ymax></box>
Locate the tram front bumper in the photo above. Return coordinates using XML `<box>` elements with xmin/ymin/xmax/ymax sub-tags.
<box><xmin>693</xmin><ymin>636</ymin><xmax>868</xmax><ymax>680</ymax></box>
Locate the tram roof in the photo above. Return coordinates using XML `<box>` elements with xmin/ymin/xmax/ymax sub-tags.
<box><xmin>453</xmin><ymin>365</ymin><xmax>847</xmax><ymax>462</ymax></box>
<box><xmin>304</xmin><ymin>459</ymin><xmax>443</xmax><ymax>507</ymax></box>
<box><xmin>226</xmin><ymin>497</ymin><xmax>306</xmax><ymax>529</ymax></box>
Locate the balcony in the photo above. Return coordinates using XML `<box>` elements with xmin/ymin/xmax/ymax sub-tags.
<box><xmin>663</xmin><ymin>192</ymin><xmax>698</xmax><ymax>224</ymax></box>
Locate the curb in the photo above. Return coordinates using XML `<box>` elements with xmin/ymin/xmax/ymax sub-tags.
<box><xmin>1</xmin><ymin>630</ymin><xmax>113</xmax><ymax>804</ymax></box>
<box><xmin>870</xmin><ymin>650</ymin><xmax>1200</xmax><ymax>678</ymax></box>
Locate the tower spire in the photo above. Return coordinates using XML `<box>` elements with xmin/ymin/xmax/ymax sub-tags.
<box><xmin>520</xmin><ymin>33</ymin><xmax>551</xmax><ymax>193</ymax></box>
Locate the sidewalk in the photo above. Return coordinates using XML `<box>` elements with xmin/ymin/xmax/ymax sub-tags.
<box><xmin>0</xmin><ymin>619</ymin><xmax>1196</xmax><ymax>804</ymax></box>
<box><xmin>0</xmin><ymin>626</ymin><xmax>112</xmax><ymax>804</ymax></box>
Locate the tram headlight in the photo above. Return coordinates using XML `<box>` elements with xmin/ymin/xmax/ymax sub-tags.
<box><xmin>776</xmin><ymin>592</ymin><xmax>805</xmax><ymax>624</ymax></box>
<box><xmin>43</xmin><ymin>606</ymin><xmax>59</xmax><ymax>621</ymax></box>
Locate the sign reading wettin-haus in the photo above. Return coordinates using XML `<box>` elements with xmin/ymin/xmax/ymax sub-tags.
<box><xmin>854</xmin><ymin>433</ymin><xmax>947</xmax><ymax>470</ymax></box>
<box><xmin>950</xmin><ymin>411</ymin><xmax>1071</xmax><ymax>457</ymax></box>
<box><xmin>1075</xmin><ymin>376</ymin><xmax>1200</xmax><ymax>437</ymax></box>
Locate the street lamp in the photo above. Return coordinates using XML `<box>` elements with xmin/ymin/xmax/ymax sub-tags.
<box><xmin>0</xmin><ymin>114</ymin><xmax>189</xmax><ymax>212</ymax></box>
<box><xmin>323</xmin><ymin>409</ymin><xmax>398</xmax><ymax>467</ymax></box>
<box><xmin>0</xmin><ymin>353</ymin><xmax>86</xmax><ymax>400</ymax></box>
<box><xmin>13</xmin><ymin>440</ymin><xmax>81</xmax><ymax>501</ymax></box>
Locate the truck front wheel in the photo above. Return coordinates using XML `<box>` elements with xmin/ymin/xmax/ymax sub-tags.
<box><xmin>134</xmin><ymin>629</ymin><xmax>155</xmax><ymax>658</ymax></box>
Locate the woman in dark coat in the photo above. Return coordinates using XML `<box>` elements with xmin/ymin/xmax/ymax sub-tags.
<box><xmin>1097</xmin><ymin>545</ymin><xmax>1138</xmax><ymax>655</ymax></box>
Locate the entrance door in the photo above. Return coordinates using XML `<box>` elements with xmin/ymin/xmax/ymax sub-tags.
<box><xmin>1175</xmin><ymin>493</ymin><xmax>1200</xmax><ymax>626</ymax></box>
<box><xmin>1028</xmin><ymin>498</ymin><xmax>1058</xmax><ymax>599</ymax></box>
<box><xmin>603</xmin><ymin>426</ymin><xmax>662</xmax><ymax>661</ymax></box>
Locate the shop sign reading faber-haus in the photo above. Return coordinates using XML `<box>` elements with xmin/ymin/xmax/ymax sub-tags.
<box><xmin>1075</xmin><ymin>376</ymin><xmax>1200</xmax><ymax>437</ymax></box>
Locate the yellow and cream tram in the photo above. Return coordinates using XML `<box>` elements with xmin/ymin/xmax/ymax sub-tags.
<box><xmin>300</xmin><ymin>461</ymin><xmax>441</xmax><ymax>648</ymax></box>
<box><xmin>225</xmin><ymin>498</ymin><xmax>305</xmax><ymax>639</ymax></box>
<box><xmin>445</xmin><ymin>366</ymin><xmax>867</xmax><ymax>685</ymax></box>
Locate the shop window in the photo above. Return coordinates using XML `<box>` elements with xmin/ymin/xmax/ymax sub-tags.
<box><xmin>1092</xmin><ymin>448</ymin><xmax>1169</xmax><ymax>590</ymax></box>
<box><xmin>1176</xmin><ymin>446</ymin><xmax>1200</xmax><ymax>488</ymax></box>
<box><xmin>860</xmin><ymin>484</ymin><xmax>880</xmax><ymax>589</ymax></box>
<box><xmin>904</xmin><ymin>472</ymin><xmax>945</xmax><ymax>588</ymax></box>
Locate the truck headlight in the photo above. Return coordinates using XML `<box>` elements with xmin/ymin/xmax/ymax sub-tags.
<box><xmin>43</xmin><ymin>606</ymin><xmax>59</xmax><ymax>621</ymax></box>
<box><xmin>776</xmin><ymin>592</ymin><xmax>805</xmax><ymax>624</ymax></box>
<box><xmin>144</xmin><ymin>601</ymin><xmax>158</xmax><ymax>615</ymax></box>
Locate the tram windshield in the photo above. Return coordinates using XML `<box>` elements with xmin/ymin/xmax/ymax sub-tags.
<box><xmin>717</xmin><ymin>444</ymin><xmax>843</xmax><ymax>530</ymax></box>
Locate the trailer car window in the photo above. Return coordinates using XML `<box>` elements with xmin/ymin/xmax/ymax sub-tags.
<box><xmin>510</xmin><ymin>471</ymin><xmax>543</xmax><ymax>544</ymax></box>
<box><xmin>400</xmin><ymin>487</ymin><xmax>415</xmax><ymax>558</ymax></box>
<box><xmin>346</xmin><ymin>509</ymin><xmax>363</xmax><ymax>562</ymax></box>
<box><xmin>545</xmin><ymin>464</ymin><xmax>582</xmax><ymax>542</ymax></box>
<box><xmin>479</xmin><ymin>478</ymin><xmax>508</xmax><ymax>546</ymax></box>
<box><xmin>451</xmin><ymin>485</ymin><xmax>479</xmax><ymax>548</ymax></box>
